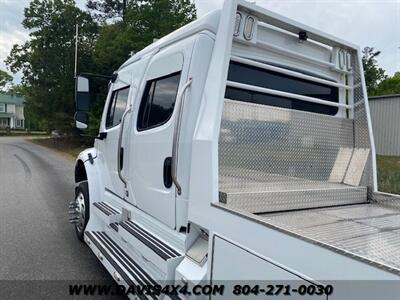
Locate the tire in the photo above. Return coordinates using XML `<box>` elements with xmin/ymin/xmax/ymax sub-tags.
<box><xmin>74</xmin><ymin>181</ymin><xmax>90</xmax><ymax>242</ymax></box>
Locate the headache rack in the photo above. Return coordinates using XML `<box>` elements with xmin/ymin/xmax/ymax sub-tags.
<box><xmin>218</xmin><ymin>53</ymin><xmax>371</xmax><ymax>212</ymax></box>
<box><xmin>217</xmin><ymin>1</ymin><xmax>374</xmax><ymax>213</ymax></box>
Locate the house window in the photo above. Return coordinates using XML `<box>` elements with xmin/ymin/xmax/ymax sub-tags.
<box><xmin>225</xmin><ymin>61</ymin><xmax>339</xmax><ymax>115</ymax></box>
<box><xmin>105</xmin><ymin>86</ymin><xmax>130</xmax><ymax>129</ymax></box>
<box><xmin>137</xmin><ymin>72</ymin><xmax>181</xmax><ymax>131</ymax></box>
<box><xmin>0</xmin><ymin>118</ymin><xmax>9</xmax><ymax>127</ymax></box>
<box><xmin>0</xmin><ymin>103</ymin><xmax>5</xmax><ymax>112</ymax></box>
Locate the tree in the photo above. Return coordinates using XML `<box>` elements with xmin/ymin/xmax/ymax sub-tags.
<box><xmin>0</xmin><ymin>70</ymin><xmax>13</xmax><ymax>92</ymax></box>
<box><xmin>362</xmin><ymin>47</ymin><xmax>386</xmax><ymax>95</ymax></box>
<box><xmin>87</xmin><ymin>0</ymin><xmax>125</xmax><ymax>20</ymax></box>
<box><xmin>125</xmin><ymin>0</ymin><xmax>197</xmax><ymax>40</ymax></box>
<box><xmin>374</xmin><ymin>72</ymin><xmax>400</xmax><ymax>96</ymax></box>
<box><xmin>91</xmin><ymin>0</ymin><xmax>196</xmax><ymax>76</ymax></box>
<box><xmin>6</xmin><ymin>0</ymin><xmax>98</xmax><ymax>132</ymax></box>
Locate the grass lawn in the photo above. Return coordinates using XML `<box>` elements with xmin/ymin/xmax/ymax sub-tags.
<box><xmin>30</xmin><ymin>137</ymin><xmax>89</xmax><ymax>159</ymax></box>
<box><xmin>0</xmin><ymin>130</ymin><xmax>47</xmax><ymax>136</ymax></box>
<box><xmin>377</xmin><ymin>155</ymin><xmax>400</xmax><ymax>194</ymax></box>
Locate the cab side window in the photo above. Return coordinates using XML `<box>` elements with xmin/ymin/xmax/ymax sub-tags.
<box><xmin>137</xmin><ymin>72</ymin><xmax>181</xmax><ymax>131</ymax></box>
<box><xmin>105</xmin><ymin>86</ymin><xmax>130</xmax><ymax>129</ymax></box>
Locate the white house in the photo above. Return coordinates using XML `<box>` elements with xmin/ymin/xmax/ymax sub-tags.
<box><xmin>0</xmin><ymin>94</ymin><xmax>25</xmax><ymax>129</ymax></box>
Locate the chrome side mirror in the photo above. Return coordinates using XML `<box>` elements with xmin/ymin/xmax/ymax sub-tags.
<box><xmin>75</xmin><ymin>76</ymin><xmax>90</xmax><ymax>130</ymax></box>
<box><xmin>76</xmin><ymin>76</ymin><xmax>90</xmax><ymax>111</ymax></box>
<box><xmin>74</xmin><ymin>111</ymin><xmax>88</xmax><ymax>130</ymax></box>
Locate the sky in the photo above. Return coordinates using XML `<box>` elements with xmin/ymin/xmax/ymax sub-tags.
<box><xmin>0</xmin><ymin>0</ymin><xmax>399</xmax><ymax>84</ymax></box>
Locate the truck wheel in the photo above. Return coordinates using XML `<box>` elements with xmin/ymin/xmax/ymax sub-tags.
<box><xmin>74</xmin><ymin>181</ymin><xmax>90</xmax><ymax>242</ymax></box>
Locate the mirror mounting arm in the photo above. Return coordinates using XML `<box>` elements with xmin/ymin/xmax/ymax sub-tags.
<box><xmin>78</xmin><ymin>132</ymin><xmax>106</xmax><ymax>140</ymax></box>
<box><xmin>95</xmin><ymin>132</ymin><xmax>107</xmax><ymax>140</ymax></box>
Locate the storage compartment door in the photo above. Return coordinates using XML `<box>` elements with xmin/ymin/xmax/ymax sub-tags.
<box><xmin>211</xmin><ymin>236</ymin><xmax>326</xmax><ymax>299</ymax></box>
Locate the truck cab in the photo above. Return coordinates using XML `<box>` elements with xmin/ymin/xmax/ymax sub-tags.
<box><xmin>70</xmin><ymin>1</ymin><xmax>400</xmax><ymax>299</ymax></box>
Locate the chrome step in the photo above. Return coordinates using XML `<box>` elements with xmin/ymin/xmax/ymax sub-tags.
<box><xmin>85</xmin><ymin>231</ymin><xmax>157</xmax><ymax>300</ymax></box>
<box><xmin>110</xmin><ymin>222</ymin><xmax>119</xmax><ymax>232</ymax></box>
<box><xmin>93</xmin><ymin>201</ymin><xmax>122</xmax><ymax>225</ymax></box>
<box><xmin>93</xmin><ymin>201</ymin><xmax>120</xmax><ymax>216</ymax></box>
<box><xmin>118</xmin><ymin>220</ymin><xmax>184</xmax><ymax>278</ymax></box>
<box><xmin>121</xmin><ymin>220</ymin><xmax>181</xmax><ymax>261</ymax></box>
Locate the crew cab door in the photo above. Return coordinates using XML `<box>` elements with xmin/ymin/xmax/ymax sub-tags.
<box><xmin>128</xmin><ymin>43</ymin><xmax>192</xmax><ymax>229</ymax></box>
<box><xmin>97</xmin><ymin>71</ymin><xmax>131</xmax><ymax>198</ymax></box>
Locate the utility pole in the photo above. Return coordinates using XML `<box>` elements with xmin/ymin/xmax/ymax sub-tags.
<box><xmin>122</xmin><ymin>0</ymin><xmax>127</xmax><ymax>21</ymax></box>
<box><xmin>74</xmin><ymin>24</ymin><xmax>79</xmax><ymax>78</ymax></box>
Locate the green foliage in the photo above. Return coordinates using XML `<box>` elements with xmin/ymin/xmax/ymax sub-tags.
<box><xmin>0</xmin><ymin>69</ymin><xmax>13</xmax><ymax>92</ymax></box>
<box><xmin>6</xmin><ymin>83</ymin><xmax>24</xmax><ymax>96</ymax></box>
<box><xmin>362</xmin><ymin>47</ymin><xmax>387</xmax><ymax>96</ymax></box>
<box><xmin>92</xmin><ymin>0</ymin><xmax>197</xmax><ymax>75</ymax></box>
<box><xmin>6</xmin><ymin>0</ymin><xmax>98</xmax><ymax>132</ymax></box>
<box><xmin>87</xmin><ymin>0</ymin><xmax>125</xmax><ymax>20</ymax></box>
<box><xmin>374</xmin><ymin>72</ymin><xmax>400</xmax><ymax>96</ymax></box>
<box><xmin>93</xmin><ymin>22</ymin><xmax>134</xmax><ymax>75</ymax></box>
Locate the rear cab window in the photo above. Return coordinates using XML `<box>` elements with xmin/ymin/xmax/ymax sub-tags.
<box><xmin>137</xmin><ymin>72</ymin><xmax>181</xmax><ymax>131</ymax></box>
<box><xmin>225</xmin><ymin>61</ymin><xmax>339</xmax><ymax>115</ymax></box>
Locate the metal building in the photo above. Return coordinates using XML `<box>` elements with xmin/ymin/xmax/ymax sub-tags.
<box><xmin>369</xmin><ymin>94</ymin><xmax>400</xmax><ymax>155</ymax></box>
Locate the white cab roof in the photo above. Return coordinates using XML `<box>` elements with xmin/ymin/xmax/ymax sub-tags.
<box><xmin>119</xmin><ymin>10</ymin><xmax>221</xmax><ymax>70</ymax></box>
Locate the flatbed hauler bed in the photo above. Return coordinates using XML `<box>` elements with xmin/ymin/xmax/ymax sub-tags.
<box><xmin>217</xmin><ymin>196</ymin><xmax>400</xmax><ymax>276</ymax></box>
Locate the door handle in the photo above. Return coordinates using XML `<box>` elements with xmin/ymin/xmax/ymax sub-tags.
<box><xmin>119</xmin><ymin>147</ymin><xmax>124</xmax><ymax>171</ymax></box>
<box><xmin>117</xmin><ymin>106</ymin><xmax>132</xmax><ymax>187</ymax></box>
<box><xmin>163</xmin><ymin>157</ymin><xmax>172</xmax><ymax>188</ymax></box>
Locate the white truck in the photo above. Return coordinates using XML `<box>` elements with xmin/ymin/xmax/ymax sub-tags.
<box><xmin>70</xmin><ymin>1</ymin><xmax>400</xmax><ymax>299</ymax></box>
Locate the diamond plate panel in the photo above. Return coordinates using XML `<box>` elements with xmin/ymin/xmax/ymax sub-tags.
<box><xmin>372</xmin><ymin>192</ymin><xmax>400</xmax><ymax>210</ymax></box>
<box><xmin>319</xmin><ymin>205</ymin><xmax>397</xmax><ymax>220</ymax></box>
<box><xmin>261</xmin><ymin>211</ymin><xmax>341</xmax><ymax>229</ymax></box>
<box><xmin>220</xmin><ymin>186</ymin><xmax>367</xmax><ymax>213</ymax></box>
<box><xmin>219</xmin><ymin>100</ymin><xmax>354</xmax><ymax>184</ymax></box>
<box><xmin>351</xmin><ymin>52</ymin><xmax>374</xmax><ymax>191</ymax></box>
<box><xmin>299</xmin><ymin>221</ymin><xmax>380</xmax><ymax>244</ymax></box>
<box><xmin>218</xmin><ymin>51</ymin><xmax>374</xmax><ymax>212</ymax></box>
<box><xmin>256</xmin><ymin>203</ymin><xmax>400</xmax><ymax>273</ymax></box>
<box><xmin>328</xmin><ymin>147</ymin><xmax>353</xmax><ymax>183</ymax></box>
<box><xmin>333</xmin><ymin>231</ymin><xmax>400</xmax><ymax>271</ymax></box>
<box><xmin>220</xmin><ymin>171</ymin><xmax>360</xmax><ymax>193</ymax></box>
<box><xmin>218</xmin><ymin>100</ymin><xmax>371</xmax><ymax>212</ymax></box>
<box><xmin>343</xmin><ymin>148</ymin><xmax>370</xmax><ymax>186</ymax></box>
<box><xmin>356</xmin><ymin>215</ymin><xmax>400</xmax><ymax>230</ymax></box>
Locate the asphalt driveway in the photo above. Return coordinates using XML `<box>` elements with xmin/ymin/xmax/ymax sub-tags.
<box><xmin>0</xmin><ymin>137</ymin><xmax>126</xmax><ymax>299</ymax></box>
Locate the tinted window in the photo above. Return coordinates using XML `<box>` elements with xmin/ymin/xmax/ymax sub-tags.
<box><xmin>137</xmin><ymin>72</ymin><xmax>181</xmax><ymax>131</ymax></box>
<box><xmin>106</xmin><ymin>86</ymin><xmax>129</xmax><ymax>129</ymax></box>
<box><xmin>225</xmin><ymin>62</ymin><xmax>339</xmax><ymax>115</ymax></box>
